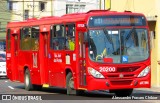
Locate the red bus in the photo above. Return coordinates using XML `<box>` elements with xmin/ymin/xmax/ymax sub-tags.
<box><xmin>6</xmin><ymin>10</ymin><xmax>150</xmax><ymax>96</ymax></box>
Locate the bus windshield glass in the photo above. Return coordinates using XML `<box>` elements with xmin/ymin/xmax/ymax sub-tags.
<box><xmin>88</xmin><ymin>28</ymin><xmax>149</xmax><ymax>63</ymax></box>
<box><xmin>88</xmin><ymin>15</ymin><xmax>146</xmax><ymax>27</ymax></box>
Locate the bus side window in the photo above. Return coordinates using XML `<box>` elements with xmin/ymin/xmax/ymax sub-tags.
<box><xmin>51</xmin><ymin>25</ymin><xmax>65</xmax><ymax>50</ymax></box>
<box><xmin>31</xmin><ymin>26</ymin><xmax>39</xmax><ymax>50</ymax></box>
<box><xmin>20</xmin><ymin>27</ymin><xmax>31</xmax><ymax>50</ymax></box>
<box><xmin>7</xmin><ymin>29</ymin><xmax>11</xmax><ymax>51</ymax></box>
<box><xmin>65</xmin><ymin>24</ymin><xmax>75</xmax><ymax>50</ymax></box>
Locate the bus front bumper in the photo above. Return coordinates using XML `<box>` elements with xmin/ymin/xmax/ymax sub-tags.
<box><xmin>86</xmin><ymin>74</ymin><xmax>150</xmax><ymax>91</ymax></box>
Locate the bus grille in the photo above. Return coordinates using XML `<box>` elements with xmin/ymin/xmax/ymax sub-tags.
<box><xmin>110</xmin><ymin>80</ymin><xmax>132</xmax><ymax>85</ymax></box>
<box><xmin>107</xmin><ymin>74</ymin><xmax>135</xmax><ymax>78</ymax></box>
<box><xmin>117</xmin><ymin>66</ymin><xmax>140</xmax><ymax>72</ymax></box>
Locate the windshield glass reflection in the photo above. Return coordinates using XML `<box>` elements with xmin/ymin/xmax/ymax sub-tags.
<box><xmin>88</xmin><ymin>28</ymin><xmax>149</xmax><ymax>63</ymax></box>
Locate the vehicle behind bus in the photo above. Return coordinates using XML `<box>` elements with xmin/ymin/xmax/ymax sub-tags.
<box><xmin>0</xmin><ymin>51</ymin><xmax>6</xmax><ymax>78</ymax></box>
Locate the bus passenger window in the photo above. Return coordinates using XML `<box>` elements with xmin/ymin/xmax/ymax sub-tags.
<box><xmin>33</xmin><ymin>39</ymin><xmax>39</xmax><ymax>50</ymax></box>
<box><xmin>31</xmin><ymin>26</ymin><xmax>40</xmax><ymax>50</ymax></box>
<box><xmin>53</xmin><ymin>39</ymin><xmax>59</xmax><ymax>50</ymax></box>
<box><xmin>7</xmin><ymin>29</ymin><xmax>11</xmax><ymax>51</ymax></box>
<box><xmin>67</xmin><ymin>36</ymin><xmax>75</xmax><ymax>50</ymax></box>
<box><xmin>65</xmin><ymin>24</ymin><xmax>75</xmax><ymax>50</ymax></box>
<box><xmin>21</xmin><ymin>27</ymin><xmax>31</xmax><ymax>50</ymax></box>
<box><xmin>51</xmin><ymin>25</ymin><xmax>65</xmax><ymax>50</ymax></box>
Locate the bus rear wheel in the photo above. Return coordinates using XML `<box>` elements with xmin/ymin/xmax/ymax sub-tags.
<box><xmin>24</xmin><ymin>69</ymin><xmax>33</xmax><ymax>91</ymax></box>
<box><xmin>114</xmin><ymin>89</ymin><xmax>133</xmax><ymax>97</ymax></box>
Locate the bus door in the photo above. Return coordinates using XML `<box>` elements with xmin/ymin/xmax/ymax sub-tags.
<box><xmin>39</xmin><ymin>25</ymin><xmax>49</xmax><ymax>85</ymax></box>
<box><xmin>10</xmin><ymin>28</ymin><xmax>19</xmax><ymax>81</ymax></box>
<box><xmin>31</xmin><ymin>26</ymin><xmax>41</xmax><ymax>84</ymax></box>
<box><xmin>78</xmin><ymin>32</ymin><xmax>87</xmax><ymax>87</ymax></box>
<box><xmin>48</xmin><ymin>24</ymin><xmax>66</xmax><ymax>87</ymax></box>
<box><xmin>76</xmin><ymin>22</ymin><xmax>87</xmax><ymax>88</ymax></box>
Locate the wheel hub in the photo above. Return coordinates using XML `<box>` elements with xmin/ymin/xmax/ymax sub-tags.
<box><xmin>69</xmin><ymin>77</ymin><xmax>74</xmax><ymax>89</ymax></box>
<box><xmin>25</xmin><ymin>75</ymin><xmax>29</xmax><ymax>86</ymax></box>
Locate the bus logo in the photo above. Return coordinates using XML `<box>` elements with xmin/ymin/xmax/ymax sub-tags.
<box><xmin>122</xmin><ymin>56</ymin><xmax>128</xmax><ymax>63</ymax></box>
<box><xmin>2</xmin><ymin>95</ymin><xmax>11</xmax><ymax>100</ymax></box>
<box><xmin>119</xmin><ymin>74</ymin><xmax>124</xmax><ymax>78</ymax></box>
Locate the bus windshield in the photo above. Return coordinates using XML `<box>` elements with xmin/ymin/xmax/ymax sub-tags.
<box><xmin>88</xmin><ymin>28</ymin><xmax>149</xmax><ymax>63</ymax></box>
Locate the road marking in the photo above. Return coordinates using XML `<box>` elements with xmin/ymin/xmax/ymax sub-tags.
<box><xmin>5</xmin><ymin>81</ymin><xmax>8</xmax><ymax>83</ymax></box>
<box><xmin>8</xmin><ymin>86</ymin><xmax>14</xmax><ymax>90</ymax></box>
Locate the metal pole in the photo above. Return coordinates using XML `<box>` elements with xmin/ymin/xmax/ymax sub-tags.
<box><xmin>51</xmin><ymin>0</ymin><xmax>53</xmax><ymax>16</ymax></box>
<box><xmin>104</xmin><ymin>0</ymin><xmax>105</xmax><ymax>10</ymax></box>
<box><xmin>78</xmin><ymin>0</ymin><xmax>80</xmax><ymax>12</ymax></box>
<box><xmin>100</xmin><ymin>0</ymin><xmax>101</xmax><ymax>10</ymax></box>
<box><xmin>33</xmin><ymin>0</ymin><xmax>34</xmax><ymax>17</ymax></box>
<box><xmin>23</xmin><ymin>0</ymin><xmax>24</xmax><ymax>20</ymax></box>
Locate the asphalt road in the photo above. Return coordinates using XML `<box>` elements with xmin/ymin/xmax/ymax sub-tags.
<box><xmin>0</xmin><ymin>77</ymin><xmax>160</xmax><ymax>103</ymax></box>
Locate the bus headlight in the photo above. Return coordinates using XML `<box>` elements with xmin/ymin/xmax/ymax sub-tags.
<box><xmin>88</xmin><ymin>67</ymin><xmax>105</xmax><ymax>78</ymax></box>
<box><xmin>137</xmin><ymin>66</ymin><xmax>150</xmax><ymax>77</ymax></box>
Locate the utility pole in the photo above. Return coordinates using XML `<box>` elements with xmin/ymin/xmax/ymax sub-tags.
<box><xmin>23</xmin><ymin>0</ymin><xmax>24</xmax><ymax>20</ymax></box>
<box><xmin>78</xmin><ymin>0</ymin><xmax>80</xmax><ymax>12</ymax></box>
<box><xmin>100</xmin><ymin>0</ymin><xmax>111</xmax><ymax>10</ymax></box>
<box><xmin>51</xmin><ymin>0</ymin><xmax>53</xmax><ymax>16</ymax></box>
<box><xmin>33</xmin><ymin>0</ymin><xmax>34</xmax><ymax>17</ymax></box>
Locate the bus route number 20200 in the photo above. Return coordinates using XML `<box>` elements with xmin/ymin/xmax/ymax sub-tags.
<box><xmin>99</xmin><ymin>67</ymin><xmax>116</xmax><ymax>72</ymax></box>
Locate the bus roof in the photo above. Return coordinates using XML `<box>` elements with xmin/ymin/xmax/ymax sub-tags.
<box><xmin>7</xmin><ymin>10</ymin><xmax>145</xmax><ymax>28</ymax></box>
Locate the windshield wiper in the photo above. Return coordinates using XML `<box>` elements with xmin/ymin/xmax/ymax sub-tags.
<box><xmin>103</xmin><ymin>28</ymin><xmax>115</xmax><ymax>52</ymax></box>
<box><xmin>103</xmin><ymin>28</ymin><xmax>112</xmax><ymax>43</ymax></box>
<box><xmin>125</xmin><ymin>27</ymin><xmax>136</xmax><ymax>41</ymax></box>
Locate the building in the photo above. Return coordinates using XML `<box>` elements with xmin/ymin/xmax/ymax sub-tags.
<box><xmin>101</xmin><ymin>0</ymin><xmax>160</xmax><ymax>87</ymax></box>
<box><xmin>4</xmin><ymin>0</ymin><xmax>98</xmax><ymax>21</ymax></box>
<box><xmin>5</xmin><ymin>0</ymin><xmax>53</xmax><ymax>21</ymax></box>
<box><xmin>0</xmin><ymin>0</ymin><xmax>10</xmax><ymax>51</ymax></box>
<box><xmin>0</xmin><ymin>0</ymin><xmax>98</xmax><ymax>51</ymax></box>
<box><xmin>0</xmin><ymin>0</ymin><xmax>98</xmax><ymax>33</ymax></box>
<box><xmin>54</xmin><ymin>0</ymin><xmax>99</xmax><ymax>16</ymax></box>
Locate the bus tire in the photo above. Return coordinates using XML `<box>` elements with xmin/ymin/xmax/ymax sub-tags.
<box><xmin>66</xmin><ymin>72</ymin><xmax>85</xmax><ymax>95</ymax></box>
<box><xmin>24</xmin><ymin>69</ymin><xmax>33</xmax><ymax>91</ymax></box>
<box><xmin>114</xmin><ymin>89</ymin><xmax>133</xmax><ymax>97</ymax></box>
<box><xmin>66</xmin><ymin>72</ymin><xmax>77</xmax><ymax>95</ymax></box>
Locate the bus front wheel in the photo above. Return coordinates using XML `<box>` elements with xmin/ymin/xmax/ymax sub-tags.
<box><xmin>66</xmin><ymin>72</ymin><xmax>76</xmax><ymax>95</ymax></box>
<box><xmin>24</xmin><ymin>69</ymin><xmax>33</xmax><ymax>91</ymax></box>
<box><xmin>66</xmin><ymin>72</ymin><xmax>85</xmax><ymax>95</ymax></box>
